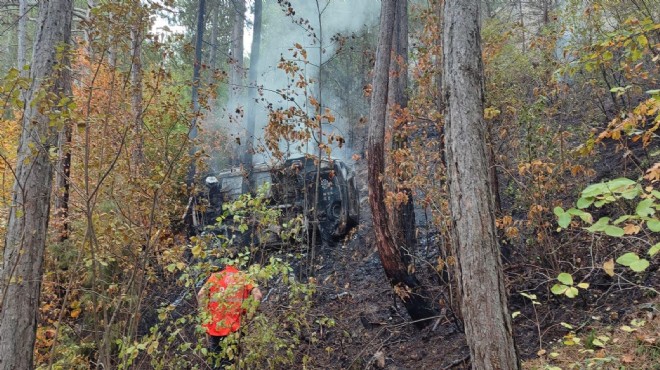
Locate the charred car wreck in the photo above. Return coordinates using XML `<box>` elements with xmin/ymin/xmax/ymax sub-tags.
<box><xmin>194</xmin><ymin>156</ymin><xmax>359</xmax><ymax>243</ymax></box>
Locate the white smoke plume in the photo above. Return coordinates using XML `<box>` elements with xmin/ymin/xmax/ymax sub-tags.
<box><xmin>211</xmin><ymin>0</ymin><xmax>379</xmax><ymax>167</ymax></box>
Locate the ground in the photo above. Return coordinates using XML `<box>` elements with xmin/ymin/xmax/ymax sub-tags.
<box><xmin>143</xmin><ymin>162</ymin><xmax>659</xmax><ymax>369</ymax></box>
<box><xmin>281</xmin><ymin>163</ymin><xmax>660</xmax><ymax>369</ymax></box>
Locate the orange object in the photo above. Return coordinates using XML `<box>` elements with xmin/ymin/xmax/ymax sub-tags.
<box><xmin>201</xmin><ymin>266</ymin><xmax>254</xmax><ymax>337</ymax></box>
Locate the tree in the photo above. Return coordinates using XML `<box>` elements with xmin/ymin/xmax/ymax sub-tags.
<box><xmin>242</xmin><ymin>0</ymin><xmax>263</xmax><ymax>171</ymax></box>
<box><xmin>17</xmin><ymin>0</ymin><xmax>28</xmax><ymax>74</ymax></box>
<box><xmin>368</xmin><ymin>0</ymin><xmax>436</xmax><ymax>327</ymax></box>
<box><xmin>130</xmin><ymin>0</ymin><xmax>146</xmax><ymax>171</ymax></box>
<box><xmin>187</xmin><ymin>0</ymin><xmax>206</xmax><ymax>191</ymax></box>
<box><xmin>388</xmin><ymin>0</ymin><xmax>416</xmax><ymax>256</ymax></box>
<box><xmin>442</xmin><ymin>0</ymin><xmax>520</xmax><ymax>368</ymax></box>
<box><xmin>229</xmin><ymin>0</ymin><xmax>245</xmax><ymax>101</ymax></box>
<box><xmin>0</xmin><ymin>0</ymin><xmax>73</xmax><ymax>368</ymax></box>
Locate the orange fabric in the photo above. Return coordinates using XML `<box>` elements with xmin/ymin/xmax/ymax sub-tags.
<box><xmin>201</xmin><ymin>266</ymin><xmax>254</xmax><ymax>337</ymax></box>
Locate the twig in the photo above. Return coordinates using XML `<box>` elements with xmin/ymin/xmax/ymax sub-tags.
<box><xmin>442</xmin><ymin>354</ymin><xmax>470</xmax><ymax>369</ymax></box>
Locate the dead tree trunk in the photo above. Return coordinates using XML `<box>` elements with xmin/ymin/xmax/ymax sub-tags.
<box><xmin>368</xmin><ymin>0</ymin><xmax>436</xmax><ymax>328</ymax></box>
<box><xmin>0</xmin><ymin>0</ymin><xmax>73</xmax><ymax>368</ymax></box>
<box><xmin>389</xmin><ymin>0</ymin><xmax>416</xmax><ymax>259</ymax></box>
<box><xmin>442</xmin><ymin>0</ymin><xmax>520</xmax><ymax>368</ymax></box>
<box><xmin>242</xmin><ymin>0</ymin><xmax>263</xmax><ymax>171</ymax></box>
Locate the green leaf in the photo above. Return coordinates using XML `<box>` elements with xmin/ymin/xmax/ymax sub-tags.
<box><xmin>620</xmin><ymin>185</ymin><xmax>641</xmax><ymax>200</ymax></box>
<box><xmin>577</xmin><ymin>282</ymin><xmax>590</xmax><ymax>289</ymax></box>
<box><xmin>512</xmin><ymin>311</ymin><xmax>521</xmax><ymax>319</ymax></box>
<box><xmin>613</xmin><ymin>215</ymin><xmax>633</xmax><ymax>224</ymax></box>
<box><xmin>582</xmin><ymin>183</ymin><xmax>607</xmax><ymax>198</ymax></box>
<box><xmin>637</xmin><ymin>34</ymin><xmax>648</xmax><ymax>48</ymax></box>
<box><xmin>565</xmin><ymin>287</ymin><xmax>579</xmax><ymax>298</ymax></box>
<box><xmin>553</xmin><ymin>207</ymin><xmax>565</xmax><ymax>217</ymax></box>
<box><xmin>577</xmin><ymin>197</ymin><xmax>594</xmax><ymax>209</ymax></box>
<box><xmin>567</xmin><ymin>208</ymin><xmax>593</xmax><ymax>223</ymax></box>
<box><xmin>557</xmin><ymin>272</ymin><xmax>574</xmax><ymax>285</ymax></box>
<box><xmin>602</xmin><ymin>50</ymin><xmax>613</xmax><ymax>61</ymax></box>
<box><xmin>649</xmin><ymin>243</ymin><xmax>660</xmax><ymax>257</ymax></box>
<box><xmin>551</xmin><ymin>284</ymin><xmax>568</xmax><ymax>295</ymax></box>
<box><xmin>616</xmin><ymin>252</ymin><xmax>640</xmax><ymax>266</ymax></box>
<box><xmin>647</xmin><ymin>219</ymin><xmax>660</xmax><ymax>232</ymax></box>
<box><xmin>586</xmin><ymin>217</ymin><xmax>610</xmax><ymax>232</ymax></box>
<box><xmin>606</xmin><ymin>177</ymin><xmax>636</xmax><ymax>192</ymax></box>
<box><xmin>558</xmin><ymin>213</ymin><xmax>571</xmax><ymax>228</ymax></box>
<box><xmin>629</xmin><ymin>259</ymin><xmax>649</xmax><ymax>272</ymax></box>
<box><xmin>604</xmin><ymin>225</ymin><xmax>625</xmax><ymax>237</ymax></box>
<box><xmin>636</xmin><ymin>198</ymin><xmax>655</xmax><ymax>217</ymax></box>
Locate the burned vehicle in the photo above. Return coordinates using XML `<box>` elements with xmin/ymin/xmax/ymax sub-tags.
<box><xmin>196</xmin><ymin>156</ymin><xmax>359</xmax><ymax>243</ymax></box>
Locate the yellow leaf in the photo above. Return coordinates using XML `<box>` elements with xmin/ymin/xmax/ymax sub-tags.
<box><xmin>70</xmin><ymin>309</ymin><xmax>81</xmax><ymax>318</ymax></box>
<box><xmin>603</xmin><ymin>259</ymin><xmax>615</xmax><ymax>276</ymax></box>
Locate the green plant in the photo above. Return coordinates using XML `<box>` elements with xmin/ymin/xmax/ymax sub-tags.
<box><xmin>551</xmin><ymin>273</ymin><xmax>589</xmax><ymax>298</ymax></box>
<box><xmin>121</xmin><ymin>186</ymin><xmax>317</xmax><ymax>369</ymax></box>
<box><xmin>554</xmin><ymin>177</ymin><xmax>660</xmax><ymax>274</ymax></box>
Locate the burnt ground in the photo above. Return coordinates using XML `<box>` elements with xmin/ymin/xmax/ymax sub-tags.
<box><xmin>288</xmin><ymin>201</ymin><xmax>659</xmax><ymax>370</ymax></box>
<box><xmin>140</xmin><ymin>150</ymin><xmax>659</xmax><ymax>369</ymax></box>
<box><xmin>281</xmin><ymin>158</ymin><xmax>660</xmax><ymax>369</ymax></box>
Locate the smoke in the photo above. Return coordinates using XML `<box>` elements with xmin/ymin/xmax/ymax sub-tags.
<box><xmin>211</xmin><ymin>0</ymin><xmax>379</xmax><ymax>167</ymax></box>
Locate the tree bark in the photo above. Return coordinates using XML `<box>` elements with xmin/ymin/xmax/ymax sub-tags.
<box><xmin>130</xmin><ymin>1</ymin><xmax>145</xmax><ymax>171</ymax></box>
<box><xmin>368</xmin><ymin>0</ymin><xmax>436</xmax><ymax>328</ymax></box>
<box><xmin>442</xmin><ymin>0</ymin><xmax>520</xmax><ymax>368</ymax></box>
<box><xmin>187</xmin><ymin>0</ymin><xmax>206</xmax><ymax>190</ymax></box>
<box><xmin>242</xmin><ymin>0</ymin><xmax>262</xmax><ymax>171</ymax></box>
<box><xmin>0</xmin><ymin>0</ymin><xmax>73</xmax><ymax>368</ymax></box>
<box><xmin>229</xmin><ymin>0</ymin><xmax>245</xmax><ymax>101</ymax></box>
<box><xmin>208</xmin><ymin>0</ymin><xmax>221</xmax><ymax>74</ymax></box>
<box><xmin>54</xmin><ymin>112</ymin><xmax>72</xmax><ymax>242</ymax></box>
<box><xmin>17</xmin><ymin>0</ymin><xmax>28</xmax><ymax>73</ymax></box>
<box><xmin>388</xmin><ymin>0</ymin><xmax>416</xmax><ymax>259</ymax></box>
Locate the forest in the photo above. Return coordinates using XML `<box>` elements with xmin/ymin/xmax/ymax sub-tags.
<box><xmin>0</xmin><ymin>0</ymin><xmax>658</xmax><ymax>369</ymax></box>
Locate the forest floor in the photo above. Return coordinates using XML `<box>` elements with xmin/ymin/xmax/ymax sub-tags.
<box><xmin>146</xmin><ymin>161</ymin><xmax>660</xmax><ymax>369</ymax></box>
<box><xmin>283</xmin><ymin>164</ymin><xmax>660</xmax><ymax>370</ymax></box>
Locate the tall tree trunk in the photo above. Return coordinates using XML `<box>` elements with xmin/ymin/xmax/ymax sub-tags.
<box><xmin>17</xmin><ymin>0</ymin><xmax>28</xmax><ymax>73</ymax></box>
<box><xmin>209</xmin><ymin>0</ymin><xmax>221</xmax><ymax>74</ymax></box>
<box><xmin>0</xmin><ymin>0</ymin><xmax>73</xmax><ymax>368</ymax></box>
<box><xmin>130</xmin><ymin>2</ymin><xmax>145</xmax><ymax>171</ymax></box>
<box><xmin>388</xmin><ymin>0</ymin><xmax>416</xmax><ymax>258</ymax></box>
<box><xmin>442</xmin><ymin>0</ymin><xmax>520</xmax><ymax>368</ymax></box>
<box><xmin>229</xmin><ymin>0</ymin><xmax>245</xmax><ymax>101</ymax></box>
<box><xmin>368</xmin><ymin>0</ymin><xmax>436</xmax><ymax>328</ymax></box>
<box><xmin>54</xmin><ymin>116</ymin><xmax>72</xmax><ymax>242</ymax></box>
<box><xmin>242</xmin><ymin>0</ymin><xmax>262</xmax><ymax>171</ymax></box>
<box><xmin>187</xmin><ymin>0</ymin><xmax>206</xmax><ymax>190</ymax></box>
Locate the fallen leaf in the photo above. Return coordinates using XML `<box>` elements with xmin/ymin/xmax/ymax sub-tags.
<box><xmin>603</xmin><ymin>258</ymin><xmax>615</xmax><ymax>277</ymax></box>
<box><xmin>623</xmin><ymin>223</ymin><xmax>641</xmax><ymax>234</ymax></box>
